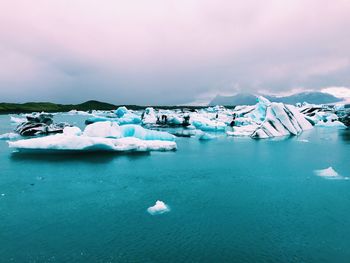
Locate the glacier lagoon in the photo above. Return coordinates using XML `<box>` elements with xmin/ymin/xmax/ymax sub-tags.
<box><xmin>1</xmin><ymin>113</ymin><xmax>350</xmax><ymax>262</ymax></box>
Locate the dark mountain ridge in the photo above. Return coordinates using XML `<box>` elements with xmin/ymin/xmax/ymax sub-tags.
<box><xmin>209</xmin><ymin>92</ymin><xmax>342</xmax><ymax>106</ymax></box>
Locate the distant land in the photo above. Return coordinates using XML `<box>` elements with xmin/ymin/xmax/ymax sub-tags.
<box><xmin>0</xmin><ymin>91</ymin><xmax>345</xmax><ymax>114</ymax></box>
<box><xmin>209</xmin><ymin>92</ymin><xmax>342</xmax><ymax>106</ymax></box>
<box><xmin>0</xmin><ymin>100</ymin><xmax>131</xmax><ymax>114</ymax></box>
<box><xmin>0</xmin><ymin>100</ymin><xmax>215</xmax><ymax>114</ymax></box>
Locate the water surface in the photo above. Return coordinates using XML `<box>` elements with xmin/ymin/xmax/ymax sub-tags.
<box><xmin>1</xmin><ymin>114</ymin><xmax>350</xmax><ymax>262</ymax></box>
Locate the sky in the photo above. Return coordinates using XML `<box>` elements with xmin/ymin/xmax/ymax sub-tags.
<box><xmin>0</xmin><ymin>0</ymin><xmax>350</xmax><ymax>105</ymax></box>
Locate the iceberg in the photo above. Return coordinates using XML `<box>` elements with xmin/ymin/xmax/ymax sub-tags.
<box><xmin>8</xmin><ymin>122</ymin><xmax>176</xmax><ymax>152</ymax></box>
<box><xmin>299</xmin><ymin>104</ymin><xmax>348</xmax><ymax>127</ymax></box>
<box><xmin>86</xmin><ymin>107</ymin><xmax>141</xmax><ymax>125</ymax></box>
<box><xmin>67</xmin><ymin>110</ymin><xmax>91</xmax><ymax>116</ymax></box>
<box><xmin>227</xmin><ymin>124</ymin><xmax>258</xmax><ymax>137</ymax></box>
<box><xmin>191</xmin><ymin>118</ymin><xmax>226</xmax><ymax>132</ymax></box>
<box><xmin>84</xmin><ymin>122</ymin><xmax>175</xmax><ymax>141</ymax></box>
<box><xmin>199</xmin><ymin>133</ymin><xmax>216</xmax><ymax>140</ymax></box>
<box><xmin>147</xmin><ymin>200</ymin><xmax>170</xmax><ymax>215</ymax></box>
<box><xmin>314</xmin><ymin>167</ymin><xmax>348</xmax><ymax>180</ymax></box>
<box><xmin>250</xmin><ymin>101</ymin><xmax>313</xmax><ymax>139</ymax></box>
<box><xmin>83</xmin><ymin>121</ymin><xmax>122</xmax><ymax>138</ymax></box>
<box><xmin>115</xmin><ymin>106</ymin><xmax>128</xmax><ymax>117</ymax></box>
<box><xmin>315</xmin><ymin>120</ymin><xmax>346</xmax><ymax>128</ymax></box>
<box><xmin>142</xmin><ymin>107</ymin><xmax>157</xmax><ymax>125</ymax></box>
<box><xmin>121</xmin><ymin>124</ymin><xmax>175</xmax><ymax>141</ymax></box>
<box><xmin>63</xmin><ymin>126</ymin><xmax>82</xmax><ymax>136</ymax></box>
<box><xmin>8</xmin><ymin>135</ymin><xmax>176</xmax><ymax>152</ymax></box>
<box><xmin>10</xmin><ymin>116</ymin><xmax>26</xmax><ymax>124</ymax></box>
<box><xmin>0</xmin><ymin>132</ymin><xmax>21</xmax><ymax>140</ymax></box>
<box><xmin>14</xmin><ymin>113</ymin><xmax>70</xmax><ymax>137</ymax></box>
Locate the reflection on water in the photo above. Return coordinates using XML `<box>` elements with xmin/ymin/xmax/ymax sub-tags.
<box><xmin>10</xmin><ymin>150</ymin><xmax>150</xmax><ymax>163</ymax></box>
<box><xmin>339</xmin><ymin>128</ymin><xmax>350</xmax><ymax>143</ymax></box>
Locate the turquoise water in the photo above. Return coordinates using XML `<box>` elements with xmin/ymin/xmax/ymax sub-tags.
<box><xmin>1</xmin><ymin>114</ymin><xmax>350</xmax><ymax>262</ymax></box>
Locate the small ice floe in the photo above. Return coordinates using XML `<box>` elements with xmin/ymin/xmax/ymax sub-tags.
<box><xmin>147</xmin><ymin>200</ymin><xmax>170</xmax><ymax>215</ymax></box>
<box><xmin>297</xmin><ymin>139</ymin><xmax>309</xmax><ymax>143</ymax></box>
<box><xmin>10</xmin><ymin>116</ymin><xmax>26</xmax><ymax>124</ymax></box>
<box><xmin>314</xmin><ymin>167</ymin><xmax>348</xmax><ymax>180</ymax></box>
<box><xmin>199</xmin><ymin>133</ymin><xmax>216</xmax><ymax>141</ymax></box>
<box><xmin>0</xmin><ymin>132</ymin><xmax>21</xmax><ymax>140</ymax></box>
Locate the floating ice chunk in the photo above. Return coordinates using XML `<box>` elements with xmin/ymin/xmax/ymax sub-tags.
<box><xmin>120</xmin><ymin>124</ymin><xmax>175</xmax><ymax>141</ymax></box>
<box><xmin>247</xmin><ymin>96</ymin><xmax>271</xmax><ymax>122</ymax></box>
<box><xmin>8</xmin><ymin>135</ymin><xmax>176</xmax><ymax>152</ymax></box>
<box><xmin>115</xmin><ymin>106</ymin><xmax>128</xmax><ymax>117</ymax></box>
<box><xmin>0</xmin><ymin>132</ymin><xmax>21</xmax><ymax>140</ymax></box>
<box><xmin>285</xmin><ymin>104</ymin><xmax>313</xmax><ymax>131</ymax></box>
<box><xmin>251</xmin><ymin>128</ymin><xmax>269</xmax><ymax>139</ymax></box>
<box><xmin>297</xmin><ymin>139</ymin><xmax>309</xmax><ymax>143</ymax></box>
<box><xmin>171</xmin><ymin>130</ymin><xmax>197</xmax><ymax>137</ymax></box>
<box><xmin>67</xmin><ymin>110</ymin><xmax>91</xmax><ymax>116</ymax></box>
<box><xmin>199</xmin><ymin>133</ymin><xmax>216</xmax><ymax>140</ymax></box>
<box><xmin>84</xmin><ymin>121</ymin><xmax>122</xmax><ymax>138</ymax></box>
<box><xmin>314</xmin><ymin>167</ymin><xmax>348</xmax><ymax>180</ymax></box>
<box><xmin>257</xmin><ymin>96</ymin><xmax>271</xmax><ymax>106</ymax></box>
<box><xmin>63</xmin><ymin>126</ymin><xmax>82</xmax><ymax>136</ymax></box>
<box><xmin>315</xmin><ymin>120</ymin><xmax>346</xmax><ymax>128</ymax></box>
<box><xmin>147</xmin><ymin>200</ymin><xmax>170</xmax><ymax>215</ymax></box>
<box><xmin>251</xmin><ymin>102</ymin><xmax>313</xmax><ymax>139</ymax></box>
<box><xmin>83</xmin><ymin>122</ymin><xmax>175</xmax><ymax>141</ymax></box>
<box><xmin>192</xmin><ymin>119</ymin><xmax>226</xmax><ymax>132</ymax></box>
<box><xmin>85</xmin><ymin>111</ymin><xmax>141</xmax><ymax>125</ymax></box>
<box><xmin>271</xmin><ymin>103</ymin><xmax>299</xmax><ymax>135</ymax></box>
<box><xmin>226</xmin><ymin>124</ymin><xmax>258</xmax><ymax>136</ymax></box>
<box><xmin>117</xmin><ymin>113</ymin><xmax>141</xmax><ymax>125</ymax></box>
<box><xmin>10</xmin><ymin>116</ymin><xmax>26</xmax><ymax>124</ymax></box>
<box><xmin>142</xmin><ymin>107</ymin><xmax>157</xmax><ymax>124</ymax></box>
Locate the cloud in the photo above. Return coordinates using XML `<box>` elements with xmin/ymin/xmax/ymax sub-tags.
<box><xmin>0</xmin><ymin>0</ymin><xmax>349</xmax><ymax>104</ymax></box>
<box><xmin>321</xmin><ymin>86</ymin><xmax>350</xmax><ymax>103</ymax></box>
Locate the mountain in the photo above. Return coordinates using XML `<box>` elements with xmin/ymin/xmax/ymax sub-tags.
<box><xmin>0</xmin><ymin>100</ymin><xmax>209</xmax><ymax>114</ymax></box>
<box><xmin>0</xmin><ymin>100</ymin><xmax>119</xmax><ymax>114</ymax></box>
<box><xmin>210</xmin><ymin>93</ymin><xmax>257</xmax><ymax>106</ymax></box>
<box><xmin>209</xmin><ymin>92</ymin><xmax>342</xmax><ymax>106</ymax></box>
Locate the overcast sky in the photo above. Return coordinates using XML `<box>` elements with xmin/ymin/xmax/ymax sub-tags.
<box><xmin>0</xmin><ymin>0</ymin><xmax>350</xmax><ymax>105</ymax></box>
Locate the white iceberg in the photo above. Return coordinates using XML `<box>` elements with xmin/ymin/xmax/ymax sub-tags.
<box><xmin>0</xmin><ymin>132</ymin><xmax>21</xmax><ymax>140</ymax></box>
<box><xmin>227</xmin><ymin>124</ymin><xmax>258</xmax><ymax>137</ymax></box>
<box><xmin>86</xmin><ymin>107</ymin><xmax>141</xmax><ymax>125</ymax></box>
<box><xmin>199</xmin><ymin>133</ymin><xmax>216</xmax><ymax>140</ymax></box>
<box><xmin>142</xmin><ymin>107</ymin><xmax>157</xmax><ymax>125</ymax></box>
<box><xmin>315</xmin><ymin>120</ymin><xmax>346</xmax><ymax>128</ymax></box>
<box><xmin>63</xmin><ymin>126</ymin><xmax>82</xmax><ymax>136</ymax></box>
<box><xmin>83</xmin><ymin>122</ymin><xmax>175</xmax><ymax>141</ymax></box>
<box><xmin>314</xmin><ymin>167</ymin><xmax>348</xmax><ymax>180</ymax></box>
<box><xmin>67</xmin><ymin>110</ymin><xmax>91</xmax><ymax>116</ymax></box>
<box><xmin>10</xmin><ymin>116</ymin><xmax>26</xmax><ymax>124</ymax></box>
<box><xmin>8</xmin><ymin>122</ymin><xmax>177</xmax><ymax>152</ymax></box>
<box><xmin>147</xmin><ymin>200</ymin><xmax>170</xmax><ymax>215</ymax></box>
<box><xmin>299</xmin><ymin>105</ymin><xmax>347</xmax><ymax>128</ymax></box>
<box><xmin>83</xmin><ymin>121</ymin><xmax>122</xmax><ymax>138</ymax></box>
<box><xmin>8</xmin><ymin>135</ymin><xmax>176</xmax><ymax>152</ymax></box>
<box><xmin>251</xmin><ymin>100</ymin><xmax>313</xmax><ymax>139</ymax></box>
<box><xmin>121</xmin><ymin>124</ymin><xmax>175</xmax><ymax>141</ymax></box>
<box><xmin>191</xmin><ymin>117</ymin><xmax>226</xmax><ymax>132</ymax></box>
<box><xmin>115</xmin><ymin>106</ymin><xmax>128</xmax><ymax>117</ymax></box>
